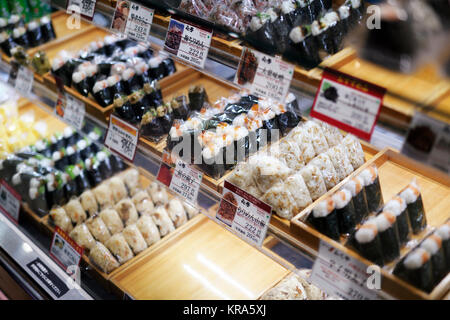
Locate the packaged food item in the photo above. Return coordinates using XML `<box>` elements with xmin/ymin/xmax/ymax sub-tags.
<box><xmin>122</xmin><ymin>224</ymin><xmax>148</xmax><ymax>254</ymax></box>
<box><xmin>86</xmin><ymin>216</ymin><xmax>111</xmax><ymax>243</ymax></box>
<box><xmin>105</xmin><ymin>233</ymin><xmax>134</xmax><ymax>264</ymax></box>
<box><xmin>307</xmin><ymin>196</ymin><xmax>340</xmax><ymax>241</ymax></box>
<box><xmin>64</xmin><ymin>198</ymin><xmax>87</xmax><ymax>225</ymax></box>
<box><xmin>332</xmin><ymin>189</ymin><xmax>356</xmax><ymax>234</ymax></box>
<box><xmin>359</xmin><ymin>165</ymin><xmax>383</xmax><ymax>213</ymax></box>
<box><xmin>152</xmin><ymin>206</ymin><xmax>175</xmax><ymax>237</ymax></box>
<box><xmin>383</xmin><ymin>196</ymin><xmax>411</xmax><ymax>245</ymax></box>
<box><xmin>353</xmin><ymin>219</ymin><xmax>384</xmax><ymax>266</ymax></box>
<box><xmin>49</xmin><ymin>206</ymin><xmax>73</xmax><ymax>233</ymax></box>
<box><xmin>69</xmin><ymin>223</ymin><xmax>96</xmax><ymax>251</ymax></box>
<box><xmin>343</xmin><ymin>176</ymin><xmax>369</xmax><ymax>224</ymax></box>
<box><xmin>166</xmin><ymin>198</ymin><xmax>187</xmax><ymax>228</ymax></box>
<box><xmin>394</xmin><ymin>247</ymin><xmax>433</xmax><ymax>292</ymax></box>
<box><xmin>420</xmin><ymin>234</ymin><xmax>447</xmax><ymax>287</ymax></box>
<box><xmin>299</xmin><ymin>164</ymin><xmax>327</xmax><ymax>201</ymax></box>
<box><xmin>79</xmin><ymin>190</ymin><xmax>99</xmax><ymax>217</ymax></box>
<box><xmin>374</xmin><ymin>211</ymin><xmax>401</xmax><ymax>263</ymax></box>
<box><xmin>89</xmin><ymin>242</ymin><xmax>120</xmax><ymax>274</ymax></box>
<box><xmin>100</xmin><ymin>208</ymin><xmax>124</xmax><ymax>235</ymax></box>
<box><xmin>399</xmin><ymin>179</ymin><xmax>427</xmax><ymax>234</ymax></box>
<box><xmin>136</xmin><ymin>215</ymin><xmax>161</xmax><ymax>246</ymax></box>
<box><xmin>115</xmin><ymin>198</ymin><xmax>139</xmax><ymax>226</ymax></box>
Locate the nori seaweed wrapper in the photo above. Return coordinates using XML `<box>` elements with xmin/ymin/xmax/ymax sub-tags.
<box><xmin>140</xmin><ymin>109</ymin><xmax>166</xmax><ymax>141</ymax></box>
<box><xmin>427</xmin><ymin>244</ymin><xmax>447</xmax><ymax>286</ymax></box>
<box><xmin>113</xmin><ymin>96</ymin><xmax>137</xmax><ymax>124</ymax></box>
<box><xmin>407</xmin><ymin>195</ymin><xmax>427</xmax><ymax>234</ymax></box>
<box><xmin>364</xmin><ymin>176</ymin><xmax>383</xmax><ymax>213</ymax></box>
<box><xmin>376</xmin><ymin>212</ymin><xmax>401</xmax><ymax>263</ymax></box>
<box><xmin>396</xmin><ymin>208</ymin><xmax>412</xmax><ymax>245</ymax></box>
<box><xmin>142</xmin><ymin>81</ymin><xmax>163</xmax><ymax>107</ymax></box>
<box><xmin>29</xmin><ymin>182</ymin><xmax>49</xmax><ymax>216</ymax></box>
<box><xmin>40</xmin><ymin>16</ymin><xmax>56</xmax><ymax>42</ymax></box>
<box><xmin>171</xmin><ymin>96</ymin><xmax>189</xmax><ymax>120</ymax></box>
<box><xmin>72</xmin><ymin>72</ymin><xmax>91</xmax><ymax>97</ymax></box>
<box><xmin>129</xmin><ymin>91</ymin><xmax>146</xmax><ymax>124</ymax></box>
<box><xmin>27</xmin><ymin>22</ymin><xmax>43</xmax><ymax>47</ymax></box>
<box><xmin>201</xmin><ymin>145</ymin><xmax>226</xmax><ymax>179</ymax></box>
<box><xmin>246</xmin><ymin>15</ymin><xmax>278</xmax><ymax>55</ymax></box>
<box><xmin>271</xmin><ymin>15</ymin><xmax>291</xmax><ymax>54</ymax></box>
<box><xmin>0</xmin><ymin>33</ymin><xmax>16</xmax><ymax>57</ymax></box>
<box><xmin>93</xmin><ymin>81</ymin><xmax>113</xmax><ymax>108</ymax></box>
<box><xmin>162</xmin><ymin>58</ymin><xmax>176</xmax><ymax>76</ymax></box>
<box><xmin>333</xmin><ymin>193</ymin><xmax>357</xmax><ymax>234</ymax></box>
<box><xmin>393</xmin><ymin>249</ymin><xmax>434</xmax><ymax>293</ymax></box>
<box><xmin>285</xmin><ymin>25</ymin><xmax>321</xmax><ymax>69</ymax></box>
<box><xmin>308</xmin><ymin>198</ymin><xmax>340</xmax><ymax>241</ymax></box>
<box><xmin>0</xmin><ymin>155</ymin><xmax>25</xmax><ymax>182</ymax></box>
<box><xmin>148</xmin><ymin>58</ymin><xmax>165</xmax><ymax>80</ymax></box>
<box><xmin>188</xmin><ymin>85</ymin><xmax>207</xmax><ymax>112</ymax></box>
<box><xmin>85</xmin><ymin>159</ymin><xmax>103</xmax><ymax>187</ymax></box>
<box><xmin>96</xmin><ymin>151</ymin><xmax>113</xmax><ymax>180</ymax></box>
<box><xmin>351</xmin><ymin>225</ymin><xmax>384</xmax><ymax>266</ymax></box>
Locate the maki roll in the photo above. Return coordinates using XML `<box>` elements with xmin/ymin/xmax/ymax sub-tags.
<box><xmin>12</xmin><ymin>27</ymin><xmax>29</xmax><ymax>48</ymax></box>
<box><xmin>0</xmin><ymin>31</ymin><xmax>16</xmax><ymax>57</ymax></box>
<box><xmin>93</xmin><ymin>80</ymin><xmax>113</xmax><ymax>108</ymax></box>
<box><xmin>40</xmin><ymin>16</ymin><xmax>55</xmax><ymax>42</ymax></box>
<box><xmin>286</xmin><ymin>25</ymin><xmax>321</xmax><ymax>68</ymax></box>
<box><xmin>399</xmin><ymin>180</ymin><xmax>427</xmax><ymax>234</ymax></box>
<box><xmin>46</xmin><ymin>173</ymin><xmax>67</xmax><ymax>207</ymax></box>
<box><xmin>52</xmin><ymin>148</ymin><xmax>68</xmax><ymax>171</ymax></box>
<box><xmin>26</xmin><ymin>21</ymin><xmax>42</xmax><ymax>47</ymax></box>
<box><xmin>122</xmin><ymin>68</ymin><xmax>138</xmax><ymax>94</ymax></box>
<box><xmin>72</xmin><ymin>71</ymin><xmax>90</xmax><ymax>97</ymax></box>
<box><xmin>394</xmin><ymin>248</ymin><xmax>434</xmax><ymax>292</ymax></box>
<box><xmin>308</xmin><ymin>196</ymin><xmax>340</xmax><ymax>241</ymax></box>
<box><xmin>384</xmin><ymin>196</ymin><xmax>411</xmax><ymax>245</ymax></box>
<box><xmin>162</xmin><ymin>57</ymin><xmax>176</xmax><ymax>76</ymax></box>
<box><xmin>106</xmin><ymin>75</ymin><xmax>124</xmax><ymax>99</ymax></box>
<box><xmin>332</xmin><ymin>188</ymin><xmax>356</xmax><ymax>234</ymax></box>
<box><xmin>420</xmin><ymin>234</ymin><xmax>447</xmax><ymax>286</ymax></box>
<box><xmin>375</xmin><ymin>211</ymin><xmax>401</xmax><ymax>263</ymax></box>
<box><xmin>113</xmin><ymin>96</ymin><xmax>136</xmax><ymax>124</ymax></box>
<box><xmin>353</xmin><ymin>219</ymin><xmax>384</xmax><ymax>266</ymax></box>
<box><xmin>170</xmin><ymin>96</ymin><xmax>189</xmax><ymax>121</ymax></box>
<box><xmin>188</xmin><ymin>85</ymin><xmax>208</xmax><ymax>112</ymax></box>
<box><xmin>148</xmin><ymin>56</ymin><xmax>165</xmax><ymax>80</ymax></box>
<box><xmin>359</xmin><ymin>165</ymin><xmax>383</xmax><ymax>213</ymax></box>
<box><xmin>246</xmin><ymin>11</ymin><xmax>277</xmax><ymax>54</ymax></box>
<box><xmin>436</xmin><ymin>224</ymin><xmax>450</xmax><ymax>269</ymax></box>
<box><xmin>343</xmin><ymin>176</ymin><xmax>369</xmax><ymax>224</ymax></box>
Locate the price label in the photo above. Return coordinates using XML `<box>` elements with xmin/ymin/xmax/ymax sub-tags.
<box><xmin>164</xmin><ymin>18</ymin><xmax>212</xmax><ymax>69</ymax></box>
<box><xmin>310</xmin><ymin>68</ymin><xmax>386</xmax><ymax>141</ymax></box>
<box><xmin>216</xmin><ymin>181</ymin><xmax>272</xmax><ymax>247</ymax></box>
<box><xmin>0</xmin><ymin>180</ymin><xmax>21</xmax><ymax>223</ymax></box>
<box><xmin>66</xmin><ymin>0</ymin><xmax>97</xmax><ymax>20</ymax></box>
<box><xmin>55</xmin><ymin>93</ymin><xmax>85</xmax><ymax>130</ymax></box>
<box><xmin>50</xmin><ymin>227</ymin><xmax>83</xmax><ymax>272</ymax></box>
<box><xmin>104</xmin><ymin>114</ymin><xmax>139</xmax><ymax>162</ymax></box>
<box><xmin>310</xmin><ymin>240</ymin><xmax>379</xmax><ymax>300</ymax></box>
<box><xmin>234</xmin><ymin>47</ymin><xmax>294</xmax><ymax>102</ymax></box>
<box><xmin>156</xmin><ymin>151</ymin><xmax>203</xmax><ymax>206</ymax></box>
<box><xmin>8</xmin><ymin>63</ymin><xmax>33</xmax><ymax>97</ymax></box>
<box><xmin>111</xmin><ymin>1</ymin><xmax>154</xmax><ymax>42</ymax></box>
<box><xmin>402</xmin><ymin>112</ymin><xmax>450</xmax><ymax>174</ymax></box>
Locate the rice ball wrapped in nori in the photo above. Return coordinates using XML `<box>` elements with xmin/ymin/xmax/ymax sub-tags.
<box><xmin>420</xmin><ymin>234</ymin><xmax>447</xmax><ymax>286</ymax></box>
<box><xmin>333</xmin><ymin>189</ymin><xmax>356</xmax><ymax>234</ymax></box>
<box><xmin>286</xmin><ymin>24</ymin><xmax>321</xmax><ymax>68</ymax></box>
<box><xmin>72</xmin><ymin>71</ymin><xmax>90</xmax><ymax>97</ymax></box>
<box><xmin>189</xmin><ymin>85</ymin><xmax>208</xmax><ymax>112</ymax></box>
<box><xmin>353</xmin><ymin>219</ymin><xmax>384</xmax><ymax>266</ymax></box>
<box><xmin>170</xmin><ymin>95</ymin><xmax>189</xmax><ymax>121</ymax></box>
<box><xmin>299</xmin><ymin>164</ymin><xmax>327</xmax><ymax>201</ymax></box>
<box><xmin>342</xmin><ymin>134</ymin><xmax>365</xmax><ymax>170</ymax></box>
<box><xmin>134</xmin><ymin>62</ymin><xmax>151</xmax><ymax>87</ymax></box>
<box><xmin>201</xmin><ymin>141</ymin><xmax>226</xmax><ymax>179</ymax></box>
<box><xmin>399</xmin><ymin>180</ymin><xmax>427</xmax><ymax>234</ymax></box>
<box><xmin>338</xmin><ymin>3</ymin><xmax>351</xmax><ymax>35</ymax></box>
<box><xmin>142</xmin><ymin>81</ymin><xmax>163</xmax><ymax>108</ymax></box>
<box><xmin>12</xmin><ymin>27</ymin><xmax>29</xmax><ymax>49</ymax></box>
<box><xmin>309</xmin><ymin>153</ymin><xmax>339</xmax><ymax>190</ymax></box>
<box><xmin>394</xmin><ymin>247</ymin><xmax>434</xmax><ymax>292</ymax></box>
<box><xmin>121</xmin><ymin>68</ymin><xmax>139</xmax><ymax>94</ymax></box>
<box><xmin>0</xmin><ymin>31</ymin><xmax>16</xmax><ymax>57</ymax></box>
<box><xmin>96</xmin><ymin>150</ymin><xmax>113</xmax><ymax>180</ymax></box>
<box><xmin>436</xmin><ymin>224</ymin><xmax>450</xmax><ymax>269</ymax></box>
<box><xmin>320</xmin><ymin>11</ymin><xmax>344</xmax><ymax>54</ymax></box>
<box><xmin>162</xmin><ymin>57</ymin><xmax>176</xmax><ymax>76</ymax></box>
<box><xmin>113</xmin><ymin>95</ymin><xmax>136</xmax><ymax>124</ymax></box>
<box><xmin>326</xmin><ymin>144</ymin><xmax>354</xmax><ymax>182</ymax></box>
<box><xmin>280</xmin><ymin>0</ymin><xmax>302</xmax><ymax>28</ymax></box>
<box><xmin>343</xmin><ymin>176</ymin><xmax>369</xmax><ymax>224</ymax></box>
<box><xmin>308</xmin><ymin>196</ymin><xmax>340</xmax><ymax>241</ymax></box>
<box><xmin>384</xmin><ymin>196</ymin><xmax>411</xmax><ymax>245</ymax></box>
<box><xmin>148</xmin><ymin>56</ymin><xmax>165</xmax><ymax>80</ymax></box>
<box><xmin>93</xmin><ymin>80</ymin><xmax>113</xmax><ymax>108</ymax></box>
<box><xmin>375</xmin><ymin>211</ymin><xmax>401</xmax><ymax>263</ymax></box>
<box><xmin>40</xmin><ymin>16</ymin><xmax>55</xmax><ymax>43</ymax></box>
<box><xmin>129</xmin><ymin>90</ymin><xmax>146</xmax><ymax>124</ymax></box>
<box><xmin>359</xmin><ymin>165</ymin><xmax>383</xmax><ymax>213</ymax></box>
<box><xmin>26</xmin><ymin>21</ymin><xmax>42</xmax><ymax>47</ymax></box>
<box><xmin>106</xmin><ymin>74</ymin><xmax>125</xmax><ymax>99</ymax></box>
<box><xmin>273</xmin><ymin>98</ymin><xmax>300</xmax><ymax>135</ymax></box>
<box><xmin>347</xmin><ymin>0</ymin><xmax>365</xmax><ymax>26</ymax></box>
<box><xmin>295</xmin><ymin>0</ymin><xmax>317</xmax><ymax>25</ymax></box>
<box><xmin>246</xmin><ymin>11</ymin><xmax>278</xmax><ymax>54</ymax></box>
<box><xmin>28</xmin><ymin>178</ymin><xmax>49</xmax><ymax>216</ymax></box>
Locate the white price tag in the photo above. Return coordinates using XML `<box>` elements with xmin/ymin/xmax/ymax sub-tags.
<box><xmin>0</xmin><ymin>180</ymin><xmax>21</xmax><ymax>223</ymax></box>
<box><xmin>111</xmin><ymin>1</ymin><xmax>154</xmax><ymax>42</ymax></box>
<box><xmin>66</xmin><ymin>0</ymin><xmax>97</xmax><ymax>19</ymax></box>
<box><xmin>235</xmin><ymin>47</ymin><xmax>294</xmax><ymax>102</ymax></box>
<box><xmin>156</xmin><ymin>151</ymin><xmax>203</xmax><ymax>206</ymax></box>
<box><xmin>104</xmin><ymin>114</ymin><xmax>139</xmax><ymax>162</ymax></box>
<box><xmin>310</xmin><ymin>240</ymin><xmax>380</xmax><ymax>300</ymax></box>
<box><xmin>50</xmin><ymin>227</ymin><xmax>83</xmax><ymax>272</ymax></box>
<box><xmin>55</xmin><ymin>94</ymin><xmax>85</xmax><ymax>130</ymax></box>
<box><xmin>164</xmin><ymin>18</ymin><xmax>212</xmax><ymax>69</ymax></box>
<box><xmin>310</xmin><ymin>69</ymin><xmax>385</xmax><ymax>141</ymax></box>
<box><xmin>10</xmin><ymin>65</ymin><xmax>34</xmax><ymax>96</ymax></box>
<box><xmin>216</xmin><ymin>181</ymin><xmax>272</xmax><ymax>247</ymax></box>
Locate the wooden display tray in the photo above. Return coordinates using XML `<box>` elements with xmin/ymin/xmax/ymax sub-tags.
<box><xmin>110</xmin><ymin>214</ymin><xmax>289</xmax><ymax>299</ymax></box>
<box><xmin>290</xmin><ymin>148</ymin><xmax>450</xmax><ymax>300</ymax></box>
<box><xmin>1</xmin><ymin>11</ymin><xmax>95</xmax><ymax>84</ymax></box>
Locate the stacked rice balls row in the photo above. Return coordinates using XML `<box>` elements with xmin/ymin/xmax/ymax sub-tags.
<box><xmin>228</xmin><ymin>118</ymin><xmax>365</xmax><ymax>219</ymax></box>
<box><xmin>49</xmin><ymin>168</ymin><xmax>199</xmax><ymax>274</ymax></box>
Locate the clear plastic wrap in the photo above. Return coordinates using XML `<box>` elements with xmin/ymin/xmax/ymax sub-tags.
<box><xmin>86</xmin><ymin>216</ymin><xmax>112</xmax><ymax>243</ymax></box>
<box><xmin>108</xmin><ymin>176</ymin><xmax>128</xmax><ymax>203</ymax></box>
<box><xmin>100</xmin><ymin>208</ymin><xmax>124</xmax><ymax>235</ymax></box>
<box><xmin>64</xmin><ymin>197</ymin><xmax>87</xmax><ymax>225</ymax></box>
<box><xmin>105</xmin><ymin>233</ymin><xmax>134</xmax><ymax>264</ymax></box>
<box><xmin>114</xmin><ymin>198</ymin><xmax>139</xmax><ymax>226</ymax></box>
<box><xmin>69</xmin><ymin>223</ymin><xmax>96</xmax><ymax>251</ymax></box>
<box><xmin>49</xmin><ymin>206</ymin><xmax>73</xmax><ymax>234</ymax></box>
<box><xmin>309</xmin><ymin>152</ymin><xmax>339</xmax><ymax>190</ymax></box>
<box><xmin>152</xmin><ymin>206</ymin><xmax>176</xmax><ymax>237</ymax></box>
<box><xmin>132</xmin><ymin>190</ymin><xmax>155</xmax><ymax>215</ymax></box>
<box><xmin>89</xmin><ymin>242</ymin><xmax>120</xmax><ymax>274</ymax></box>
<box><xmin>136</xmin><ymin>215</ymin><xmax>161</xmax><ymax>246</ymax></box>
<box><xmin>79</xmin><ymin>190</ymin><xmax>99</xmax><ymax>217</ymax></box>
<box><xmin>166</xmin><ymin>198</ymin><xmax>188</xmax><ymax>228</ymax></box>
<box><xmin>299</xmin><ymin>164</ymin><xmax>327</xmax><ymax>201</ymax></box>
<box><xmin>147</xmin><ymin>181</ymin><xmax>169</xmax><ymax>206</ymax></box>
<box><xmin>122</xmin><ymin>224</ymin><xmax>148</xmax><ymax>255</ymax></box>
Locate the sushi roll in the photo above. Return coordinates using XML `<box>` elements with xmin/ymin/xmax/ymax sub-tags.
<box><xmin>72</xmin><ymin>71</ymin><xmax>90</xmax><ymax>97</ymax></box>
<box><xmin>436</xmin><ymin>224</ymin><xmax>450</xmax><ymax>269</ymax></box>
<box><xmin>26</xmin><ymin>21</ymin><xmax>42</xmax><ymax>47</ymax></box>
<box><xmin>338</xmin><ymin>3</ymin><xmax>351</xmax><ymax>35</ymax></box>
<box><xmin>394</xmin><ymin>248</ymin><xmax>434</xmax><ymax>292</ymax></box>
<box><xmin>384</xmin><ymin>196</ymin><xmax>411</xmax><ymax>245</ymax></box>
<box><xmin>308</xmin><ymin>196</ymin><xmax>340</xmax><ymax>241</ymax></box>
<box><xmin>343</xmin><ymin>176</ymin><xmax>369</xmax><ymax>224</ymax></box>
<box><xmin>399</xmin><ymin>180</ymin><xmax>427</xmax><ymax>234</ymax></box>
<box><xmin>40</xmin><ymin>16</ymin><xmax>55</xmax><ymax>42</ymax></box>
<box><xmin>332</xmin><ymin>188</ymin><xmax>356</xmax><ymax>234</ymax></box>
<box><xmin>0</xmin><ymin>31</ymin><xmax>16</xmax><ymax>57</ymax></box>
<box><xmin>170</xmin><ymin>96</ymin><xmax>189</xmax><ymax>121</ymax></box>
<box><xmin>359</xmin><ymin>165</ymin><xmax>383</xmax><ymax>213</ymax></box>
<box><xmin>353</xmin><ymin>219</ymin><xmax>384</xmax><ymax>266</ymax></box>
<box><xmin>326</xmin><ymin>144</ymin><xmax>354</xmax><ymax>182</ymax></box>
<box><xmin>309</xmin><ymin>153</ymin><xmax>339</xmax><ymax>190</ymax></box>
<box><xmin>93</xmin><ymin>80</ymin><xmax>113</xmax><ymax>108</ymax></box>
<box><xmin>286</xmin><ymin>25</ymin><xmax>321</xmax><ymax>68</ymax></box>
<box><xmin>342</xmin><ymin>134</ymin><xmax>365</xmax><ymax>170</ymax></box>
<box><xmin>12</xmin><ymin>27</ymin><xmax>29</xmax><ymax>48</ymax></box>
<box><xmin>188</xmin><ymin>85</ymin><xmax>208</xmax><ymax>112</ymax></box>
<box><xmin>375</xmin><ymin>211</ymin><xmax>401</xmax><ymax>263</ymax></box>
<box><xmin>299</xmin><ymin>164</ymin><xmax>327</xmax><ymax>201</ymax></box>
<box><xmin>246</xmin><ymin>11</ymin><xmax>277</xmax><ymax>54</ymax></box>
<box><xmin>420</xmin><ymin>234</ymin><xmax>447</xmax><ymax>285</ymax></box>
<box><xmin>106</xmin><ymin>75</ymin><xmax>125</xmax><ymax>99</ymax></box>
